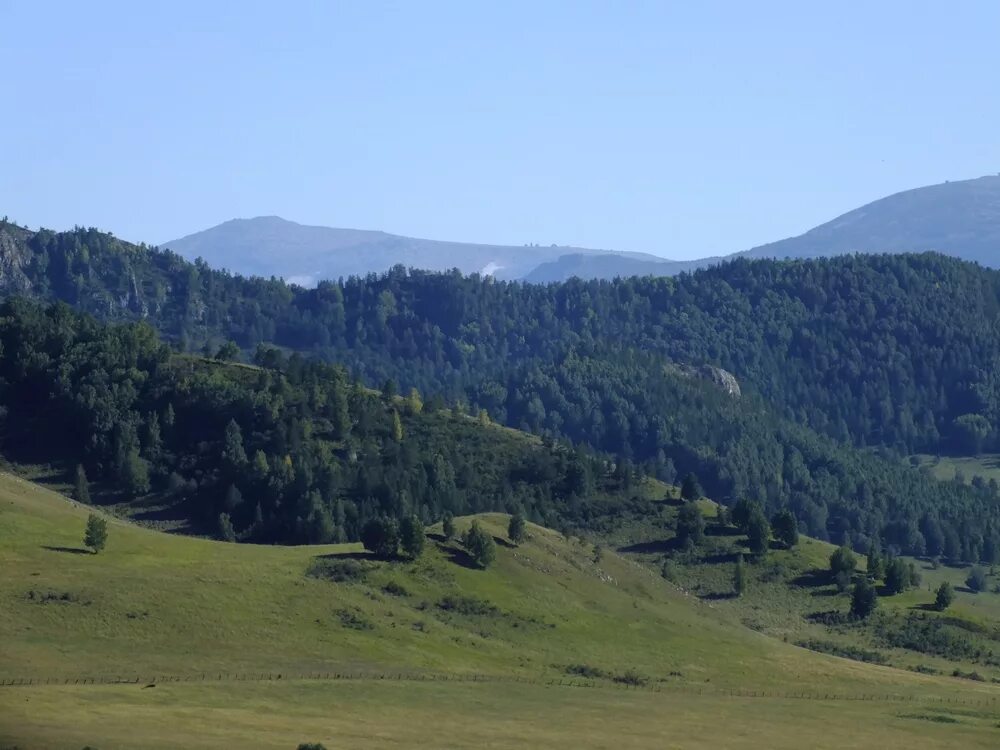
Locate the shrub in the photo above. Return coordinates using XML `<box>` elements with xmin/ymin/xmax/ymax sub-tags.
<box><xmin>335</xmin><ymin>608</ymin><xmax>374</xmax><ymax>630</ymax></box>
<box><xmin>966</xmin><ymin>566</ymin><xmax>988</xmax><ymax>592</ymax></box>
<box><xmin>565</xmin><ymin>663</ymin><xmax>609</xmax><ymax>679</ymax></box>
<box><xmin>306</xmin><ymin>558</ymin><xmax>369</xmax><ymax>583</ymax></box>
<box><xmin>382</xmin><ymin>580</ymin><xmax>409</xmax><ymax>597</ymax></box>
<box><xmin>437</xmin><ymin>594</ymin><xmax>498</xmax><ymax>616</ymax></box>
<box><xmin>797</xmin><ymin>639</ymin><xmax>887</xmax><ymax>664</ymax></box>
<box><xmin>612</xmin><ymin>669</ymin><xmax>648</xmax><ymax>687</ymax></box>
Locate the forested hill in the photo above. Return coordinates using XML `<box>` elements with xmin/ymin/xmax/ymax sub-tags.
<box><xmin>6</xmin><ymin>218</ymin><xmax>1000</xmax><ymax>457</ymax></box>
<box><xmin>4</xmin><ymin>219</ymin><xmax>1000</xmax><ymax>559</ymax></box>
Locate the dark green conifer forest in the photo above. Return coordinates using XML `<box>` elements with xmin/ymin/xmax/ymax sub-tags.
<box><xmin>2</xmin><ymin>219</ymin><xmax>1000</xmax><ymax>559</ymax></box>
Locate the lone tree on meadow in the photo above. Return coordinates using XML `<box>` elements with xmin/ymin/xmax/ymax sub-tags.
<box><xmin>850</xmin><ymin>578</ymin><xmax>878</xmax><ymax>619</ymax></box>
<box><xmin>966</xmin><ymin>565</ymin><xmax>988</xmax><ymax>593</ymax></box>
<box><xmin>934</xmin><ymin>581</ymin><xmax>955</xmax><ymax>611</ymax></box>
<box><xmin>680</xmin><ymin>473</ymin><xmax>702</xmax><ymax>502</ymax></box>
<box><xmin>462</xmin><ymin>521</ymin><xmax>497</xmax><ymax>569</ymax></box>
<box><xmin>360</xmin><ymin>517</ymin><xmax>400</xmax><ymax>559</ymax></box>
<box><xmin>399</xmin><ymin>514</ymin><xmax>425</xmax><ymax>559</ymax></box>
<box><xmin>441</xmin><ymin>511</ymin><xmax>456</xmax><ymax>541</ymax></box>
<box><xmin>84</xmin><ymin>513</ymin><xmax>108</xmax><ymax>553</ymax></box>
<box><xmin>73</xmin><ymin>464</ymin><xmax>91</xmax><ymax>504</ymax></box>
<box><xmin>508</xmin><ymin>512</ymin><xmax>527</xmax><ymax>545</ymax></box>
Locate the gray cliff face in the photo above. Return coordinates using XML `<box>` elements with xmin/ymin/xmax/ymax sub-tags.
<box><xmin>668</xmin><ymin>363</ymin><xmax>742</xmax><ymax>399</ymax></box>
<box><xmin>0</xmin><ymin>227</ymin><xmax>33</xmax><ymax>294</ymax></box>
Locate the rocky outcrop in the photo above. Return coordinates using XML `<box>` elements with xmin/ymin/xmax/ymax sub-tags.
<box><xmin>667</xmin><ymin>363</ymin><xmax>741</xmax><ymax>398</ymax></box>
<box><xmin>0</xmin><ymin>227</ymin><xmax>33</xmax><ymax>294</ymax></box>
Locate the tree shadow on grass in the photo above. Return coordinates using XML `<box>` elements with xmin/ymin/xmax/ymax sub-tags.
<box><xmin>701</xmin><ymin>550</ymin><xmax>739</xmax><ymax>565</ymax></box>
<box><xmin>706</xmin><ymin>525</ymin><xmax>742</xmax><ymax>538</ymax></box>
<box><xmin>438</xmin><ymin>543</ymin><xmax>480</xmax><ymax>570</ymax></box>
<box><xmin>493</xmin><ymin>536</ymin><xmax>516</xmax><ymax>549</ymax></box>
<box><xmin>314</xmin><ymin>550</ymin><xmax>380</xmax><ymax>562</ymax></box>
<box><xmin>617</xmin><ymin>538</ymin><xmax>679</xmax><ymax>555</ymax></box>
<box><xmin>791</xmin><ymin>568</ymin><xmax>833</xmax><ymax>589</ymax></box>
<box><xmin>699</xmin><ymin>591</ymin><xmax>737</xmax><ymax>601</ymax></box>
<box><xmin>41</xmin><ymin>545</ymin><xmax>91</xmax><ymax>555</ymax></box>
<box><xmin>912</xmin><ymin>602</ymin><xmax>940</xmax><ymax>612</ymax></box>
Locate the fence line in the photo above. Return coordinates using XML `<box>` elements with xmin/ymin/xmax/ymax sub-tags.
<box><xmin>0</xmin><ymin>671</ymin><xmax>997</xmax><ymax>708</ymax></box>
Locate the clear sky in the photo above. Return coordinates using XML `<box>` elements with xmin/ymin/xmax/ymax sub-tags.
<box><xmin>2</xmin><ymin>1</ymin><xmax>999</xmax><ymax>259</ymax></box>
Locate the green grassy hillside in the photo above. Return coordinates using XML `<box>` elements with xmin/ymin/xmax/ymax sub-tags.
<box><xmin>2</xmin><ymin>472</ymin><xmax>1000</xmax><ymax>748</ymax></box>
<box><xmin>610</xmin><ymin>496</ymin><xmax>1000</xmax><ymax>682</ymax></box>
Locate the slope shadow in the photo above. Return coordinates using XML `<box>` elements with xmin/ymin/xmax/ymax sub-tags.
<box><xmin>706</xmin><ymin>526</ymin><xmax>742</xmax><ymax>538</ymax></box>
<box><xmin>314</xmin><ymin>550</ymin><xmax>380</xmax><ymax>561</ymax></box>
<box><xmin>617</xmin><ymin>538</ymin><xmax>679</xmax><ymax>555</ymax></box>
<box><xmin>699</xmin><ymin>591</ymin><xmax>737</xmax><ymax>601</ymax></box>
<box><xmin>41</xmin><ymin>545</ymin><xmax>91</xmax><ymax>555</ymax></box>
<box><xmin>440</xmin><ymin>544</ymin><xmax>480</xmax><ymax>570</ymax></box>
<box><xmin>791</xmin><ymin>568</ymin><xmax>833</xmax><ymax>588</ymax></box>
<box><xmin>701</xmin><ymin>551</ymin><xmax>739</xmax><ymax>565</ymax></box>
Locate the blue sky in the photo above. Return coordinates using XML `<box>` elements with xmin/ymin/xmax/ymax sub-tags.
<box><xmin>2</xmin><ymin>1</ymin><xmax>999</xmax><ymax>259</ymax></box>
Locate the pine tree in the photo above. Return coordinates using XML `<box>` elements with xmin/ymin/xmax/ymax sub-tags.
<box><xmin>122</xmin><ymin>450</ymin><xmax>150</xmax><ymax>495</ymax></box>
<box><xmin>508</xmin><ymin>512</ymin><xmax>526</xmax><ymax>545</ymax></box>
<box><xmin>143</xmin><ymin>412</ymin><xmax>162</xmax><ymax>459</ymax></box>
<box><xmin>676</xmin><ymin>502</ymin><xmax>706</xmax><ymax>547</ymax></box>
<box><xmin>442</xmin><ymin>511</ymin><xmax>456</xmax><ymax>540</ymax></box>
<box><xmin>734</xmin><ymin>554</ymin><xmax>746</xmax><ymax>597</ymax></box>
<box><xmin>850</xmin><ymin>578</ymin><xmax>878</xmax><ymax>618</ymax></box>
<box><xmin>934</xmin><ymin>581</ymin><xmax>954</xmax><ymax>611</ymax></box>
<box><xmin>771</xmin><ymin>509</ymin><xmax>798</xmax><ymax>549</ymax></box>
<box><xmin>746</xmin><ymin>509</ymin><xmax>770</xmax><ymax>557</ymax></box>
<box><xmin>400</xmin><ymin>515</ymin><xmax>425</xmax><ymax>559</ymax></box>
<box><xmin>392</xmin><ymin>410</ymin><xmax>404</xmax><ymax>442</ymax></box>
<box><xmin>406</xmin><ymin>387</ymin><xmax>423</xmax><ymax>415</ymax></box>
<box><xmin>462</xmin><ymin>521</ymin><xmax>496</xmax><ymax>569</ymax></box>
<box><xmin>84</xmin><ymin>513</ymin><xmax>108</xmax><ymax>553</ymax></box>
<box><xmin>223</xmin><ymin>419</ymin><xmax>247</xmax><ymax>467</ymax></box>
<box><xmin>218</xmin><ymin>512</ymin><xmax>237</xmax><ymax>542</ymax></box>
<box><xmin>73</xmin><ymin>464</ymin><xmax>91</xmax><ymax>504</ymax></box>
<box><xmin>866</xmin><ymin>540</ymin><xmax>885</xmax><ymax>580</ymax></box>
<box><xmin>680</xmin><ymin>473</ymin><xmax>702</xmax><ymax>501</ymax></box>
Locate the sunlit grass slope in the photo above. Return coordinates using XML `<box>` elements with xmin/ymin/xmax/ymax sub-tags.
<box><xmin>2</xmin><ymin>472</ymin><xmax>999</xmax><ymax>749</ymax></box>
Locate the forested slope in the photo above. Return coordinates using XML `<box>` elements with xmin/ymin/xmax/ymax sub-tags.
<box><xmin>3</xmin><ymin>220</ymin><xmax>1000</xmax><ymax>557</ymax></box>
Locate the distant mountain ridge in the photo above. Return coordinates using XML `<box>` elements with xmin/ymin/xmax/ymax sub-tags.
<box><xmin>741</xmin><ymin>174</ymin><xmax>1000</xmax><ymax>265</ymax></box>
<box><xmin>533</xmin><ymin>175</ymin><xmax>1000</xmax><ymax>280</ymax></box>
<box><xmin>161</xmin><ymin>174</ymin><xmax>1000</xmax><ymax>284</ymax></box>
<box><xmin>160</xmin><ymin>216</ymin><xmax>673</xmax><ymax>285</ymax></box>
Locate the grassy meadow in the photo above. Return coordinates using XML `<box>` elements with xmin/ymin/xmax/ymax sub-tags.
<box><xmin>2</xmin><ymin>472</ymin><xmax>999</xmax><ymax>748</ymax></box>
